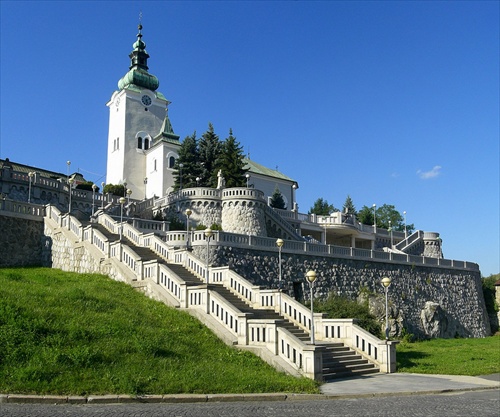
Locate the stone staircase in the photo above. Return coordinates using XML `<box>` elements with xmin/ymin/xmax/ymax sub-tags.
<box><xmin>321</xmin><ymin>343</ymin><xmax>378</xmax><ymax>380</ymax></box>
<box><xmin>88</xmin><ymin>219</ymin><xmax>380</xmax><ymax>381</ymax></box>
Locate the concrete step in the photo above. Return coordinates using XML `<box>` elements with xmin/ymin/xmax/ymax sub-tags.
<box><xmin>320</xmin><ymin>343</ymin><xmax>379</xmax><ymax>381</ymax></box>
<box><xmin>322</xmin><ymin>366</ymin><xmax>379</xmax><ymax>381</ymax></box>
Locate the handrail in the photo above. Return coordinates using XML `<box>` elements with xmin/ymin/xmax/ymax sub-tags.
<box><xmin>44</xmin><ymin>207</ymin><xmax>398</xmax><ymax>379</ymax></box>
<box><xmin>165</xmin><ymin>229</ymin><xmax>478</xmax><ymax>271</ymax></box>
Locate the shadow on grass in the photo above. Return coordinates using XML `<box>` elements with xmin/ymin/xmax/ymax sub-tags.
<box><xmin>396</xmin><ymin>349</ymin><xmax>431</xmax><ymax>370</ymax></box>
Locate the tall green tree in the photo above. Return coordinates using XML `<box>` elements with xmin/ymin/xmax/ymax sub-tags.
<box><xmin>375</xmin><ymin>204</ymin><xmax>408</xmax><ymax>231</ymax></box>
<box><xmin>308</xmin><ymin>198</ymin><xmax>338</xmax><ymax>215</ymax></box>
<box><xmin>198</xmin><ymin>123</ymin><xmax>222</xmax><ymax>188</ymax></box>
<box><xmin>215</xmin><ymin>129</ymin><xmax>247</xmax><ymax>188</ymax></box>
<box><xmin>173</xmin><ymin>132</ymin><xmax>202</xmax><ymax>190</ymax></box>
<box><xmin>358</xmin><ymin>204</ymin><xmax>415</xmax><ymax>234</ymax></box>
<box><xmin>357</xmin><ymin>205</ymin><xmax>374</xmax><ymax>225</ymax></box>
<box><xmin>270</xmin><ymin>185</ymin><xmax>287</xmax><ymax>209</ymax></box>
<box><xmin>342</xmin><ymin>195</ymin><xmax>357</xmax><ymax>215</ymax></box>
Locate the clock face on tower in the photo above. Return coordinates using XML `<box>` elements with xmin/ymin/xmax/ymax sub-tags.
<box><xmin>141</xmin><ymin>95</ymin><xmax>152</xmax><ymax>106</ymax></box>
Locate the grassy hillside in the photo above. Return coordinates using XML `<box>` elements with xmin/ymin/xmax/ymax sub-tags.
<box><xmin>0</xmin><ymin>268</ymin><xmax>319</xmax><ymax>395</ymax></box>
<box><xmin>397</xmin><ymin>335</ymin><xmax>500</xmax><ymax>375</ymax></box>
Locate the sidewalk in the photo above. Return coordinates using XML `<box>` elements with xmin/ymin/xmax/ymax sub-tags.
<box><xmin>319</xmin><ymin>372</ymin><xmax>500</xmax><ymax>397</ymax></box>
<box><xmin>1</xmin><ymin>374</ymin><xmax>499</xmax><ymax>404</ymax></box>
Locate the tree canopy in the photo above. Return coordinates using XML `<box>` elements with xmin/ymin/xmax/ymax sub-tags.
<box><xmin>310</xmin><ymin>195</ymin><xmax>415</xmax><ymax>234</ymax></box>
<box><xmin>270</xmin><ymin>186</ymin><xmax>287</xmax><ymax>210</ymax></box>
<box><xmin>173</xmin><ymin>124</ymin><xmax>247</xmax><ymax>191</ymax></box>
<box><xmin>173</xmin><ymin>132</ymin><xmax>202</xmax><ymax>190</ymax></box>
<box><xmin>308</xmin><ymin>198</ymin><xmax>338</xmax><ymax>215</ymax></box>
<box><xmin>198</xmin><ymin>123</ymin><xmax>222</xmax><ymax>188</ymax></box>
<box><xmin>215</xmin><ymin>129</ymin><xmax>247</xmax><ymax>188</ymax></box>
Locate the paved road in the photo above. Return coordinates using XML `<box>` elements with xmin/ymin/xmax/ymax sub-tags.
<box><xmin>1</xmin><ymin>389</ymin><xmax>499</xmax><ymax>417</ymax></box>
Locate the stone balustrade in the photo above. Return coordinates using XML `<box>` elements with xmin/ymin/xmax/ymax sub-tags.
<box><xmin>43</xmin><ymin>205</ymin><xmax>397</xmax><ymax>379</ymax></box>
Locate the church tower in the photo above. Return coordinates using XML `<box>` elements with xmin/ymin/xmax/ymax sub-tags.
<box><xmin>106</xmin><ymin>24</ymin><xmax>180</xmax><ymax>199</ymax></box>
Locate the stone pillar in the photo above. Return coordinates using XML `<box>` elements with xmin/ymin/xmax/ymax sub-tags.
<box><xmin>423</xmin><ymin>232</ymin><xmax>443</xmax><ymax>258</ymax></box>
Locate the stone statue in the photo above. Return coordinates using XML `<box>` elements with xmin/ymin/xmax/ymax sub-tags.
<box><xmin>217</xmin><ymin>170</ymin><xmax>225</xmax><ymax>189</ymax></box>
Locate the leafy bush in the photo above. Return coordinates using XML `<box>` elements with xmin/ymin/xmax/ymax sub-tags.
<box><xmin>314</xmin><ymin>293</ymin><xmax>382</xmax><ymax>338</ymax></box>
<box><xmin>482</xmin><ymin>273</ymin><xmax>499</xmax><ymax>333</ymax></box>
<box><xmin>103</xmin><ymin>184</ymin><xmax>125</xmax><ymax>197</ymax></box>
<box><xmin>75</xmin><ymin>181</ymin><xmax>98</xmax><ymax>192</ymax></box>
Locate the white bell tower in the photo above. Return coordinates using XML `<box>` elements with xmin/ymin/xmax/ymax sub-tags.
<box><xmin>106</xmin><ymin>24</ymin><xmax>180</xmax><ymax>199</ymax></box>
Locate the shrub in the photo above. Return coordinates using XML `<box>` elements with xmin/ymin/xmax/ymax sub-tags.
<box><xmin>314</xmin><ymin>293</ymin><xmax>382</xmax><ymax>338</ymax></box>
<box><xmin>482</xmin><ymin>273</ymin><xmax>499</xmax><ymax>333</ymax></box>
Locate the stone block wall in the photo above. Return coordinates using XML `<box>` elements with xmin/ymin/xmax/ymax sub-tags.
<box><xmin>0</xmin><ymin>215</ymin><xmax>48</xmax><ymax>267</ymax></box>
<box><xmin>193</xmin><ymin>245</ymin><xmax>490</xmax><ymax>339</ymax></box>
<box><xmin>43</xmin><ymin>222</ymin><xmax>135</xmax><ymax>286</ymax></box>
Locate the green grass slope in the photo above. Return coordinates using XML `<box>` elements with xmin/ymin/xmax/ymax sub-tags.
<box><xmin>396</xmin><ymin>336</ymin><xmax>500</xmax><ymax>376</ymax></box>
<box><xmin>0</xmin><ymin>268</ymin><xmax>319</xmax><ymax>395</ymax></box>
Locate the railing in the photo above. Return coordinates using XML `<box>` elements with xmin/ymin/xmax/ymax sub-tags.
<box><xmin>221</xmin><ymin>188</ymin><xmax>265</xmax><ymax>200</ymax></box>
<box><xmin>43</xmin><ymin>206</ymin><xmax>398</xmax><ymax>380</ymax></box>
<box><xmin>0</xmin><ymin>199</ymin><xmax>45</xmax><ymax>218</ymax></box>
<box><xmin>209</xmin><ymin>291</ymin><xmax>245</xmax><ymax>338</ymax></box>
<box><xmin>319</xmin><ymin>319</ymin><xmax>398</xmax><ymax>373</ymax></box>
<box><xmin>167</xmin><ymin>229</ymin><xmax>478</xmax><ymax>271</ymax></box>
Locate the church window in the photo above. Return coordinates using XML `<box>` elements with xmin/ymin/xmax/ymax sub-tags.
<box><xmin>154</xmin><ymin>159</ymin><xmax>157</xmax><ymax>171</ymax></box>
<box><xmin>169</xmin><ymin>156</ymin><xmax>175</xmax><ymax>168</ymax></box>
<box><xmin>137</xmin><ymin>137</ymin><xmax>143</xmax><ymax>149</ymax></box>
<box><xmin>144</xmin><ymin>138</ymin><xmax>149</xmax><ymax>150</ymax></box>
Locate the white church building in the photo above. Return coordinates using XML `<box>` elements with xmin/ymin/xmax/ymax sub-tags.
<box><xmin>105</xmin><ymin>24</ymin><xmax>297</xmax><ymax>208</ymax></box>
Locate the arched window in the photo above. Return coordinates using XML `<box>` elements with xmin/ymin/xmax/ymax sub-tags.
<box><xmin>144</xmin><ymin>138</ymin><xmax>149</xmax><ymax>150</ymax></box>
<box><xmin>137</xmin><ymin>137</ymin><xmax>143</xmax><ymax>149</ymax></box>
<box><xmin>169</xmin><ymin>156</ymin><xmax>175</xmax><ymax>168</ymax></box>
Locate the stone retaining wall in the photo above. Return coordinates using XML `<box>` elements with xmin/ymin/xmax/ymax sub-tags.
<box><xmin>0</xmin><ymin>215</ymin><xmax>48</xmax><ymax>267</ymax></box>
<box><xmin>193</xmin><ymin>245</ymin><xmax>490</xmax><ymax>339</ymax></box>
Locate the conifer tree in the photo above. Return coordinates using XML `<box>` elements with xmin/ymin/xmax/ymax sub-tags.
<box><xmin>308</xmin><ymin>198</ymin><xmax>337</xmax><ymax>215</ymax></box>
<box><xmin>270</xmin><ymin>185</ymin><xmax>287</xmax><ymax>210</ymax></box>
<box><xmin>342</xmin><ymin>195</ymin><xmax>357</xmax><ymax>215</ymax></box>
<box><xmin>215</xmin><ymin>129</ymin><xmax>247</xmax><ymax>188</ymax></box>
<box><xmin>174</xmin><ymin>132</ymin><xmax>201</xmax><ymax>190</ymax></box>
<box><xmin>198</xmin><ymin>123</ymin><xmax>222</xmax><ymax>188</ymax></box>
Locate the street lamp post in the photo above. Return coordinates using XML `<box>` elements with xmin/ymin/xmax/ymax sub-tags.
<box><xmin>179</xmin><ymin>163</ymin><xmax>184</xmax><ymax>190</ymax></box>
<box><xmin>381</xmin><ymin>276</ymin><xmax>392</xmax><ymax>373</ymax></box>
<box><xmin>68</xmin><ymin>177</ymin><xmax>74</xmax><ymax>214</ymax></box>
<box><xmin>66</xmin><ymin>161</ymin><xmax>71</xmax><ymax>182</ymax></box>
<box><xmin>389</xmin><ymin>220</ymin><xmax>393</xmax><ymax>248</ymax></box>
<box><xmin>381</xmin><ymin>277</ymin><xmax>392</xmax><ymax>340</ymax></box>
<box><xmin>126</xmin><ymin>188</ymin><xmax>132</xmax><ymax>205</ymax></box>
<box><xmin>246</xmin><ymin>173</ymin><xmax>250</xmax><ymax>188</ymax></box>
<box><xmin>306</xmin><ymin>270</ymin><xmax>317</xmax><ymax>345</ymax></box>
<box><xmin>404</xmin><ymin>211</ymin><xmax>407</xmax><ymax>238</ymax></box>
<box><xmin>143</xmin><ymin>177</ymin><xmax>148</xmax><ymax>200</ymax></box>
<box><xmin>119</xmin><ymin>197</ymin><xmax>126</xmax><ymax>240</ymax></box>
<box><xmin>204</xmin><ymin>228</ymin><xmax>213</xmax><ymax>314</ymax></box>
<box><xmin>372</xmin><ymin>203</ymin><xmax>377</xmax><ymax>232</ymax></box>
<box><xmin>276</xmin><ymin>238</ymin><xmax>284</xmax><ymax>315</ymax></box>
<box><xmin>185</xmin><ymin>209</ymin><xmax>192</xmax><ymax>249</ymax></box>
<box><xmin>91</xmin><ymin>183</ymin><xmax>97</xmax><ymax>216</ymax></box>
<box><xmin>28</xmin><ymin>172</ymin><xmax>34</xmax><ymax>203</ymax></box>
<box><xmin>101</xmin><ymin>182</ymin><xmax>105</xmax><ymax>209</ymax></box>
<box><xmin>196</xmin><ymin>177</ymin><xmax>201</xmax><ymax>187</ymax></box>
<box><xmin>292</xmin><ymin>183</ymin><xmax>297</xmax><ymax>211</ymax></box>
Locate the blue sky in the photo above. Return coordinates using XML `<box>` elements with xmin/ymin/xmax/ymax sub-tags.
<box><xmin>1</xmin><ymin>1</ymin><xmax>498</xmax><ymax>276</ymax></box>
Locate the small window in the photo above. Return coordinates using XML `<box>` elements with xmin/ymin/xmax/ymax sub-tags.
<box><xmin>169</xmin><ymin>156</ymin><xmax>175</xmax><ymax>168</ymax></box>
<box><xmin>154</xmin><ymin>159</ymin><xmax>157</xmax><ymax>171</ymax></box>
<box><xmin>137</xmin><ymin>137</ymin><xmax>143</xmax><ymax>149</ymax></box>
<box><xmin>144</xmin><ymin>138</ymin><xmax>149</xmax><ymax>150</ymax></box>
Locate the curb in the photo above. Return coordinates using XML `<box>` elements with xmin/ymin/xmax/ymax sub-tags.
<box><xmin>1</xmin><ymin>387</ymin><xmax>499</xmax><ymax>405</ymax></box>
